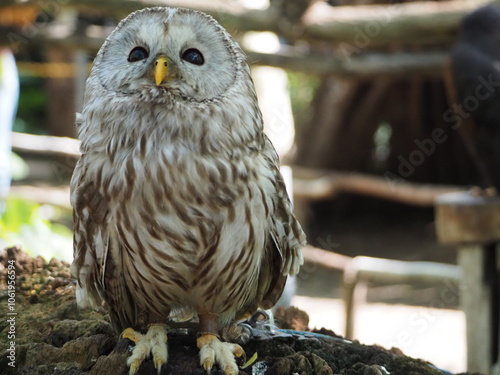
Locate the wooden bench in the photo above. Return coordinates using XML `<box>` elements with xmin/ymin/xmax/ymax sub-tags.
<box><xmin>435</xmin><ymin>192</ymin><xmax>500</xmax><ymax>375</ymax></box>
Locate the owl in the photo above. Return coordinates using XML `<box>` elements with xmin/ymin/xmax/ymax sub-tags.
<box><xmin>70</xmin><ymin>7</ymin><xmax>305</xmax><ymax>375</ymax></box>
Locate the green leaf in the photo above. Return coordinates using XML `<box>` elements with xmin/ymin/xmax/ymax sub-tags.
<box><xmin>0</xmin><ymin>197</ymin><xmax>73</xmax><ymax>262</ymax></box>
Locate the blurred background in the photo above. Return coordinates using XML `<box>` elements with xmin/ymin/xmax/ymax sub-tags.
<box><xmin>2</xmin><ymin>0</ymin><xmax>500</xmax><ymax>373</ymax></box>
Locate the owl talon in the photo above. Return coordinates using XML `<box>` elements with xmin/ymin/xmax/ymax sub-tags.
<box><xmin>154</xmin><ymin>356</ymin><xmax>165</xmax><ymax>374</ymax></box>
<box><xmin>125</xmin><ymin>324</ymin><xmax>168</xmax><ymax>375</ymax></box>
<box><xmin>122</xmin><ymin>327</ymin><xmax>143</xmax><ymax>344</ymax></box>
<box><xmin>128</xmin><ymin>361</ymin><xmax>141</xmax><ymax>375</ymax></box>
<box><xmin>197</xmin><ymin>334</ymin><xmax>243</xmax><ymax>375</ymax></box>
<box><xmin>204</xmin><ymin>361</ymin><xmax>213</xmax><ymax>373</ymax></box>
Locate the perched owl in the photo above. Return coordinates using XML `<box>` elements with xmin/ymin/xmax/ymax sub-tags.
<box><xmin>71</xmin><ymin>7</ymin><xmax>305</xmax><ymax>375</ymax></box>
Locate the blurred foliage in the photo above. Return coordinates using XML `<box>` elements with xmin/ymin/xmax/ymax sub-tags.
<box><xmin>372</xmin><ymin>122</ymin><xmax>393</xmax><ymax>172</ymax></box>
<box><xmin>0</xmin><ymin>197</ymin><xmax>73</xmax><ymax>262</ymax></box>
<box><xmin>1</xmin><ymin>153</ymin><xmax>72</xmax><ymax>262</ymax></box>
<box><xmin>14</xmin><ymin>75</ymin><xmax>48</xmax><ymax>135</ymax></box>
<box><xmin>287</xmin><ymin>72</ymin><xmax>320</xmax><ymax>130</ymax></box>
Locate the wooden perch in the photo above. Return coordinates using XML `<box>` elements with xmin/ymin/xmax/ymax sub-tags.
<box><xmin>293</xmin><ymin>166</ymin><xmax>466</xmax><ymax>206</ymax></box>
<box><xmin>9</xmin><ymin>185</ymin><xmax>71</xmax><ymax>208</ymax></box>
<box><xmin>11</xmin><ymin>132</ymin><xmax>80</xmax><ymax>161</ymax></box>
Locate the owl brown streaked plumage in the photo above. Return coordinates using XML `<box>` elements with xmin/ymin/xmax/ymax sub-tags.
<box><xmin>70</xmin><ymin>7</ymin><xmax>305</xmax><ymax>375</ymax></box>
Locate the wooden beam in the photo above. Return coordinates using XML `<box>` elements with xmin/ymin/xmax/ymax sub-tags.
<box><xmin>435</xmin><ymin>192</ymin><xmax>500</xmax><ymax>244</ymax></box>
<box><xmin>0</xmin><ymin>0</ymin><xmax>268</xmax><ymax>29</ymax></box>
<box><xmin>11</xmin><ymin>132</ymin><xmax>80</xmax><ymax>160</ymax></box>
<box><xmin>9</xmin><ymin>185</ymin><xmax>71</xmax><ymax>209</ymax></box>
<box><xmin>302</xmin><ymin>245</ymin><xmax>351</xmax><ymax>272</ymax></box>
<box><xmin>1</xmin><ymin>0</ymin><xmax>499</xmax><ymax>46</ymax></box>
<box><xmin>247</xmin><ymin>50</ymin><xmax>447</xmax><ymax>78</ymax></box>
<box><xmin>302</xmin><ymin>0</ymin><xmax>500</xmax><ymax>45</ymax></box>
<box><xmin>293</xmin><ymin>166</ymin><xmax>466</xmax><ymax>206</ymax></box>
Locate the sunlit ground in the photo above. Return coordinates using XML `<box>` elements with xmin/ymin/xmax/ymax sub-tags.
<box><xmin>293</xmin><ymin>295</ymin><xmax>466</xmax><ymax>373</ymax></box>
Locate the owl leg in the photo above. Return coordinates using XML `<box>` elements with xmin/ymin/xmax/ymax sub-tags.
<box><xmin>197</xmin><ymin>313</ymin><xmax>245</xmax><ymax>375</ymax></box>
<box><xmin>122</xmin><ymin>323</ymin><xmax>168</xmax><ymax>375</ymax></box>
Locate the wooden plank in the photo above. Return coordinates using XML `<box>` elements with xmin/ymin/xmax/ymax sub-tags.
<box><xmin>303</xmin><ymin>0</ymin><xmax>499</xmax><ymax>45</ymax></box>
<box><xmin>293</xmin><ymin>166</ymin><xmax>464</xmax><ymax>206</ymax></box>
<box><xmin>302</xmin><ymin>245</ymin><xmax>351</xmax><ymax>272</ymax></box>
<box><xmin>1</xmin><ymin>0</ymin><xmax>500</xmax><ymax>46</ymax></box>
<box><xmin>9</xmin><ymin>185</ymin><xmax>71</xmax><ymax>209</ymax></box>
<box><xmin>435</xmin><ymin>192</ymin><xmax>500</xmax><ymax>244</ymax></box>
<box><xmin>246</xmin><ymin>50</ymin><xmax>447</xmax><ymax>78</ymax></box>
<box><xmin>344</xmin><ymin>256</ymin><xmax>460</xmax><ymax>285</ymax></box>
<box><xmin>11</xmin><ymin>132</ymin><xmax>80</xmax><ymax>159</ymax></box>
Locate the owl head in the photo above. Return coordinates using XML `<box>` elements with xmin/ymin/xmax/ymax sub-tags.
<box><xmin>92</xmin><ymin>7</ymin><xmax>246</xmax><ymax>102</ymax></box>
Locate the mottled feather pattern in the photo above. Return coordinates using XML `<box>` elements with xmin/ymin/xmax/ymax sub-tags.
<box><xmin>71</xmin><ymin>7</ymin><xmax>305</xmax><ymax>334</ymax></box>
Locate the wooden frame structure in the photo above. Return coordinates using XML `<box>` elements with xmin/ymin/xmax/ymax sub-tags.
<box><xmin>435</xmin><ymin>192</ymin><xmax>500</xmax><ymax>375</ymax></box>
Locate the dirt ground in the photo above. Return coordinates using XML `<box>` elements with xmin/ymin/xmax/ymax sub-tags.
<box><xmin>0</xmin><ymin>247</ymin><xmax>481</xmax><ymax>375</ymax></box>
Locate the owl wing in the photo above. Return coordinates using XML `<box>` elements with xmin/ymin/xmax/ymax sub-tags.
<box><xmin>71</xmin><ymin>156</ymin><xmax>136</xmax><ymax>331</ymax></box>
<box><xmin>256</xmin><ymin>136</ymin><xmax>306</xmax><ymax>310</ymax></box>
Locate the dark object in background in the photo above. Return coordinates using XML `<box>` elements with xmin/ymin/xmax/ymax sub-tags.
<box><xmin>450</xmin><ymin>5</ymin><xmax>500</xmax><ymax>191</ymax></box>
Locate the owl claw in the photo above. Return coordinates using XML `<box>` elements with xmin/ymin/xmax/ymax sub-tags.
<box><xmin>122</xmin><ymin>328</ymin><xmax>144</xmax><ymax>343</ymax></box>
<box><xmin>128</xmin><ymin>361</ymin><xmax>139</xmax><ymax>375</ymax></box>
<box><xmin>197</xmin><ymin>334</ymin><xmax>243</xmax><ymax>375</ymax></box>
<box><xmin>154</xmin><ymin>356</ymin><xmax>165</xmax><ymax>375</ymax></box>
<box><xmin>203</xmin><ymin>360</ymin><xmax>213</xmax><ymax>373</ymax></box>
<box><xmin>124</xmin><ymin>324</ymin><xmax>168</xmax><ymax>375</ymax></box>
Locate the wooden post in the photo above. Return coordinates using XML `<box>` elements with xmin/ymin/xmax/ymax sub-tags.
<box><xmin>435</xmin><ymin>192</ymin><xmax>500</xmax><ymax>375</ymax></box>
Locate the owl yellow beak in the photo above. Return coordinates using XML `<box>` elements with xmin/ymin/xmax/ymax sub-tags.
<box><xmin>154</xmin><ymin>56</ymin><xmax>168</xmax><ymax>85</ymax></box>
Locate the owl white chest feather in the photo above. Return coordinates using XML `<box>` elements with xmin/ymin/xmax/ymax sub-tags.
<box><xmin>77</xmin><ymin>87</ymin><xmax>273</xmax><ymax>315</ymax></box>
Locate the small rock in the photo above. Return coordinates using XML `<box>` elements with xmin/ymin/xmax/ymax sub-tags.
<box><xmin>88</xmin><ymin>339</ymin><xmax>129</xmax><ymax>375</ymax></box>
<box><xmin>49</xmin><ymin>277</ymin><xmax>71</xmax><ymax>289</ymax></box>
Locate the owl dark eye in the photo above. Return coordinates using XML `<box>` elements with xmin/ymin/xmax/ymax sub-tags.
<box><xmin>181</xmin><ymin>48</ymin><xmax>204</xmax><ymax>65</ymax></box>
<box><xmin>128</xmin><ymin>46</ymin><xmax>149</xmax><ymax>62</ymax></box>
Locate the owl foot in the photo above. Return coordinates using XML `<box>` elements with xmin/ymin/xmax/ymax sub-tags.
<box><xmin>197</xmin><ymin>334</ymin><xmax>245</xmax><ymax>375</ymax></box>
<box><xmin>123</xmin><ymin>324</ymin><xmax>168</xmax><ymax>375</ymax></box>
